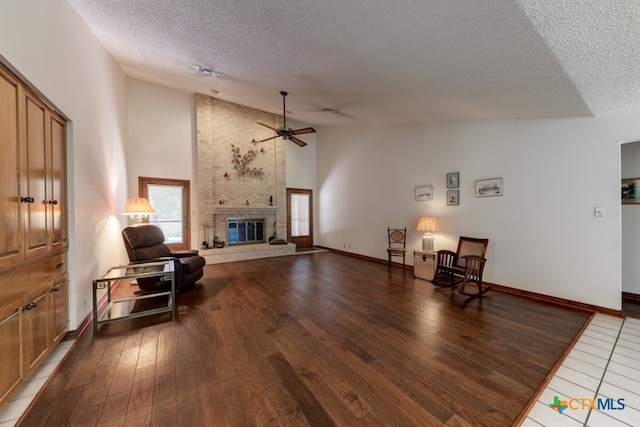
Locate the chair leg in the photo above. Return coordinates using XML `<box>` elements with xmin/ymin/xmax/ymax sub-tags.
<box><xmin>388</xmin><ymin>253</ymin><xmax>391</xmax><ymax>272</ymax></box>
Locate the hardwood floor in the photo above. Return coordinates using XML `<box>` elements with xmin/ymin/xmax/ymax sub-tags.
<box><xmin>19</xmin><ymin>252</ymin><xmax>591</xmax><ymax>426</ymax></box>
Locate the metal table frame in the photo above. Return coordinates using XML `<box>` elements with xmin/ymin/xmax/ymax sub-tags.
<box><xmin>92</xmin><ymin>260</ymin><xmax>176</xmax><ymax>334</ymax></box>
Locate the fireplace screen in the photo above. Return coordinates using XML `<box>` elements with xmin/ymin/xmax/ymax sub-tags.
<box><xmin>226</xmin><ymin>218</ymin><xmax>266</xmax><ymax>245</ymax></box>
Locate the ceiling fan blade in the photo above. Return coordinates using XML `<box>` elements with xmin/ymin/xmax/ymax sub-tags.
<box><xmin>257</xmin><ymin>122</ymin><xmax>277</xmax><ymax>132</ymax></box>
<box><xmin>291</xmin><ymin>127</ymin><xmax>316</xmax><ymax>135</ymax></box>
<box><xmin>289</xmin><ymin>136</ymin><xmax>307</xmax><ymax>147</ymax></box>
<box><xmin>253</xmin><ymin>135</ymin><xmax>280</xmax><ymax>144</ymax></box>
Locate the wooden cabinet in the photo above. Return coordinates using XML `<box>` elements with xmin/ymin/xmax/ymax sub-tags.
<box><xmin>25</xmin><ymin>285</ymin><xmax>50</xmax><ymax>375</ymax></box>
<box><xmin>0</xmin><ymin>62</ymin><xmax>68</xmax><ymax>408</ymax></box>
<box><xmin>0</xmin><ymin>64</ymin><xmax>23</xmax><ymax>269</ymax></box>
<box><xmin>0</xmin><ymin>299</ymin><xmax>23</xmax><ymax>405</ymax></box>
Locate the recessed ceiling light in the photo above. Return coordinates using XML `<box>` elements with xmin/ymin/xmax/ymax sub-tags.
<box><xmin>321</xmin><ymin>107</ymin><xmax>337</xmax><ymax>113</ymax></box>
<box><xmin>210</xmin><ymin>89</ymin><xmax>219</xmax><ymax>95</ymax></box>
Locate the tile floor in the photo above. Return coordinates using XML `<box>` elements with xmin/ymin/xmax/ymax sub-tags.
<box><xmin>0</xmin><ymin>339</ymin><xmax>75</xmax><ymax>427</ymax></box>
<box><xmin>1</xmin><ymin>316</ymin><xmax>638</xmax><ymax>426</ymax></box>
<box><xmin>522</xmin><ymin>314</ymin><xmax>640</xmax><ymax>426</ymax></box>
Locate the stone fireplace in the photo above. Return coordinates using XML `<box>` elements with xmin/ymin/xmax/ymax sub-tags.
<box><xmin>196</xmin><ymin>94</ymin><xmax>291</xmax><ymax>260</ymax></box>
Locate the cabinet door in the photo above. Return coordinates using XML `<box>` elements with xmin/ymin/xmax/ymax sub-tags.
<box><xmin>48</xmin><ymin>113</ymin><xmax>67</xmax><ymax>251</ymax></box>
<box><xmin>0</xmin><ymin>299</ymin><xmax>24</xmax><ymax>406</ymax></box>
<box><xmin>24</xmin><ymin>93</ymin><xmax>48</xmax><ymax>259</ymax></box>
<box><xmin>0</xmin><ymin>65</ymin><xmax>24</xmax><ymax>269</ymax></box>
<box><xmin>25</xmin><ymin>287</ymin><xmax>49</xmax><ymax>375</ymax></box>
<box><xmin>50</xmin><ymin>275</ymin><xmax>68</xmax><ymax>344</ymax></box>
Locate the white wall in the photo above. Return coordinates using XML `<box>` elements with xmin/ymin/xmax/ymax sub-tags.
<box><xmin>317</xmin><ymin>112</ymin><xmax>640</xmax><ymax>310</ymax></box>
<box><xmin>126</xmin><ymin>79</ymin><xmax>197</xmax><ymax>246</ymax></box>
<box><xmin>0</xmin><ymin>0</ymin><xmax>129</xmax><ymax>328</ymax></box>
<box><xmin>621</xmin><ymin>141</ymin><xmax>640</xmax><ymax>294</ymax></box>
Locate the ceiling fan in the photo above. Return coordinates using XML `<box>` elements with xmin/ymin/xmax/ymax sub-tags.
<box><xmin>253</xmin><ymin>91</ymin><xmax>316</xmax><ymax>147</ymax></box>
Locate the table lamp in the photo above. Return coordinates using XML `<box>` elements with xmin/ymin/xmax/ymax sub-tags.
<box><xmin>122</xmin><ymin>197</ymin><xmax>155</xmax><ymax>223</ymax></box>
<box><xmin>416</xmin><ymin>216</ymin><xmax>439</xmax><ymax>252</ymax></box>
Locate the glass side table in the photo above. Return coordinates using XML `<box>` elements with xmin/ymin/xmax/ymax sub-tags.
<box><xmin>92</xmin><ymin>260</ymin><xmax>175</xmax><ymax>334</ymax></box>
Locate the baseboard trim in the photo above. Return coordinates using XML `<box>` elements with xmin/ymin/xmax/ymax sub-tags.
<box><xmin>623</xmin><ymin>291</ymin><xmax>640</xmax><ymax>302</ymax></box>
<box><xmin>491</xmin><ymin>283</ymin><xmax>623</xmax><ymax>317</ymax></box>
<box><xmin>316</xmin><ymin>246</ymin><xmax>415</xmax><ymax>271</ymax></box>
<box><xmin>317</xmin><ymin>246</ymin><xmax>623</xmax><ymax>317</ymax></box>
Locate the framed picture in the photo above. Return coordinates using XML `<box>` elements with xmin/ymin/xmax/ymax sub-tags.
<box><xmin>415</xmin><ymin>185</ymin><xmax>433</xmax><ymax>201</ymax></box>
<box><xmin>447</xmin><ymin>189</ymin><xmax>459</xmax><ymax>206</ymax></box>
<box><xmin>622</xmin><ymin>178</ymin><xmax>640</xmax><ymax>204</ymax></box>
<box><xmin>447</xmin><ymin>172</ymin><xmax>459</xmax><ymax>188</ymax></box>
<box><xmin>475</xmin><ymin>178</ymin><xmax>503</xmax><ymax>197</ymax></box>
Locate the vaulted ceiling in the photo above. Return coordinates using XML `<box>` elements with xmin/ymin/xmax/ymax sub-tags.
<box><xmin>69</xmin><ymin>0</ymin><xmax>640</xmax><ymax>126</ymax></box>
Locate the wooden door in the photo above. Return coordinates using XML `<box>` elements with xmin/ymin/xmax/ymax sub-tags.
<box><xmin>286</xmin><ymin>188</ymin><xmax>313</xmax><ymax>249</ymax></box>
<box><xmin>48</xmin><ymin>113</ymin><xmax>67</xmax><ymax>251</ymax></box>
<box><xmin>50</xmin><ymin>275</ymin><xmax>68</xmax><ymax>344</ymax></box>
<box><xmin>0</xmin><ymin>299</ymin><xmax>23</xmax><ymax>406</ymax></box>
<box><xmin>24</xmin><ymin>93</ymin><xmax>48</xmax><ymax>259</ymax></box>
<box><xmin>0</xmin><ymin>64</ymin><xmax>24</xmax><ymax>268</ymax></box>
<box><xmin>25</xmin><ymin>286</ymin><xmax>49</xmax><ymax>375</ymax></box>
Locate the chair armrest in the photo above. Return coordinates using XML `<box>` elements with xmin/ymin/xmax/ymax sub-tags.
<box><xmin>436</xmin><ymin>250</ymin><xmax>457</xmax><ymax>266</ymax></box>
<box><xmin>179</xmin><ymin>255</ymin><xmax>206</xmax><ymax>275</ymax></box>
<box><xmin>169</xmin><ymin>250</ymin><xmax>200</xmax><ymax>258</ymax></box>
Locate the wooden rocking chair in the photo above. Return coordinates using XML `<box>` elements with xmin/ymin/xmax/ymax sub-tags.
<box><xmin>432</xmin><ymin>236</ymin><xmax>490</xmax><ymax>296</ymax></box>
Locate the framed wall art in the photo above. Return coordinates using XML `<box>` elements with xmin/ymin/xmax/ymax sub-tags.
<box><xmin>475</xmin><ymin>178</ymin><xmax>503</xmax><ymax>197</ymax></box>
<box><xmin>622</xmin><ymin>178</ymin><xmax>640</xmax><ymax>204</ymax></box>
<box><xmin>447</xmin><ymin>172</ymin><xmax>459</xmax><ymax>188</ymax></box>
<box><xmin>447</xmin><ymin>189</ymin><xmax>459</xmax><ymax>206</ymax></box>
<box><xmin>415</xmin><ymin>185</ymin><xmax>433</xmax><ymax>201</ymax></box>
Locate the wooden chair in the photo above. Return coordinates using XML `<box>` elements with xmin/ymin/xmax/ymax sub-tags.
<box><xmin>432</xmin><ymin>237</ymin><xmax>489</xmax><ymax>293</ymax></box>
<box><xmin>387</xmin><ymin>227</ymin><xmax>407</xmax><ymax>272</ymax></box>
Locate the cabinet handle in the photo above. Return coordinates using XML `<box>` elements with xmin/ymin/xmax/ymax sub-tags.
<box><xmin>20</xmin><ymin>196</ymin><xmax>35</xmax><ymax>203</ymax></box>
<box><xmin>23</xmin><ymin>302</ymin><xmax>36</xmax><ymax>310</ymax></box>
<box><xmin>51</xmin><ymin>286</ymin><xmax>60</xmax><ymax>292</ymax></box>
<box><xmin>48</xmin><ymin>200</ymin><xmax>58</xmax><ymax>205</ymax></box>
<box><xmin>56</xmin><ymin>262</ymin><xmax>65</xmax><ymax>268</ymax></box>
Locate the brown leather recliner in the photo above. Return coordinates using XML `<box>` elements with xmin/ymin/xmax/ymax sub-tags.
<box><xmin>122</xmin><ymin>224</ymin><xmax>206</xmax><ymax>292</ymax></box>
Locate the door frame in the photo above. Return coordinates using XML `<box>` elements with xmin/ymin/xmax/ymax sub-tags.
<box><xmin>138</xmin><ymin>177</ymin><xmax>191</xmax><ymax>251</ymax></box>
<box><xmin>286</xmin><ymin>188</ymin><xmax>313</xmax><ymax>249</ymax></box>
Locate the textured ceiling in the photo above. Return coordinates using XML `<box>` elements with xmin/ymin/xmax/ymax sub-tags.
<box><xmin>68</xmin><ymin>0</ymin><xmax>640</xmax><ymax>126</ymax></box>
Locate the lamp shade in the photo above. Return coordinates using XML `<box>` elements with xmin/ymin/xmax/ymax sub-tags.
<box><xmin>122</xmin><ymin>197</ymin><xmax>155</xmax><ymax>216</ymax></box>
<box><xmin>416</xmin><ymin>216</ymin><xmax>440</xmax><ymax>232</ymax></box>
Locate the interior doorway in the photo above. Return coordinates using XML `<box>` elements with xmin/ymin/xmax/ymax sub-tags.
<box><xmin>287</xmin><ymin>188</ymin><xmax>313</xmax><ymax>249</ymax></box>
<box><xmin>139</xmin><ymin>177</ymin><xmax>191</xmax><ymax>251</ymax></box>
<box><xmin>621</xmin><ymin>140</ymin><xmax>640</xmax><ymax>316</ymax></box>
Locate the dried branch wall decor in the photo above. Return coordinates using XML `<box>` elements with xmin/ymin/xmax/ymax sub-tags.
<box><xmin>230</xmin><ymin>144</ymin><xmax>266</xmax><ymax>178</ymax></box>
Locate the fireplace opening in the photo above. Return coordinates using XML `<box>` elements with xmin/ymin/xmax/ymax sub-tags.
<box><xmin>226</xmin><ymin>218</ymin><xmax>266</xmax><ymax>245</ymax></box>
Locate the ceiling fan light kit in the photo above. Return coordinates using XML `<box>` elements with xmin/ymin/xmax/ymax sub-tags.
<box><xmin>253</xmin><ymin>91</ymin><xmax>316</xmax><ymax>147</ymax></box>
